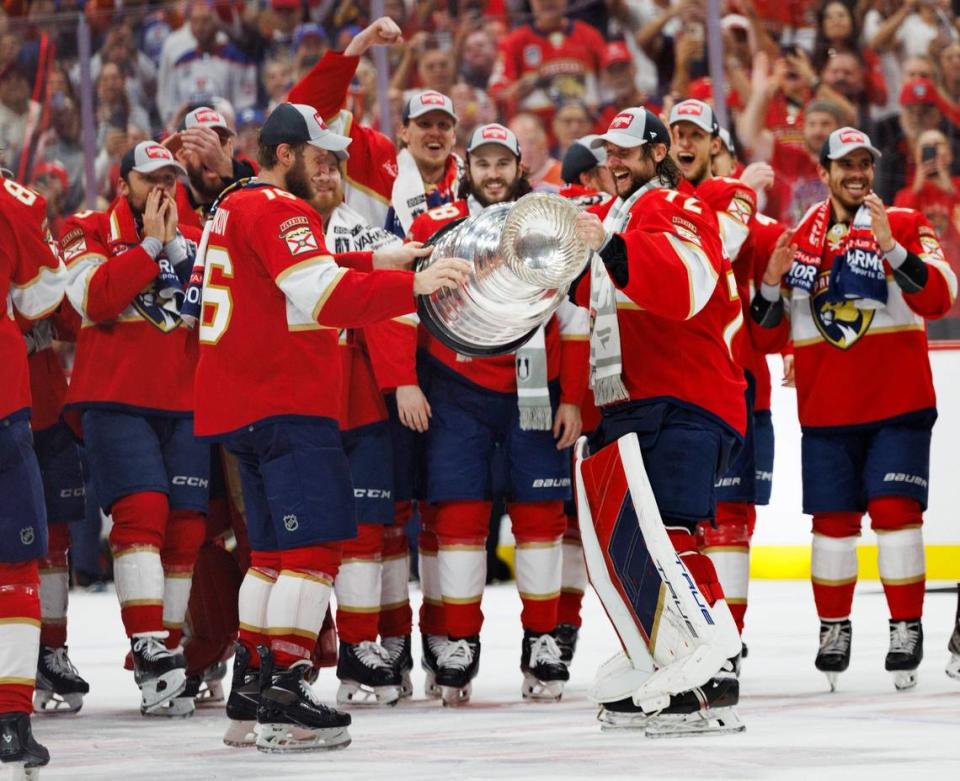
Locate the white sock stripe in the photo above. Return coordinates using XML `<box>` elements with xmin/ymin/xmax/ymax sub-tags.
<box><xmin>266</xmin><ymin>573</ymin><xmax>332</xmax><ymax>642</ymax></box>
<box><xmin>877</xmin><ymin>528</ymin><xmax>926</xmax><ymax>582</ymax></box>
<box><xmin>380</xmin><ymin>557</ymin><xmax>410</xmax><ymax>605</ymax></box>
<box><xmin>811</xmin><ymin>535</ymin><xmax>859</xmax><ymax>582</ymax></box>
<box><xmin>334</xmin><ymin>561</ymin><xmax>383</xmax><ymax>610</ymax></box>
<box><xmin>238</xmin><ymin>569</ymin><xmax>275</xmax><ymax>632</ymax></box>
<box><xmin>705</xmin><ymin>550</ymin><xmax>750</xmax><ymax>601</ymax></box>
<box><xmin>515</xmin><ymin>540</ymin><xmax>562</xmax><ymax>601</ymax></box>
<box><xmin>419</xmin><ymin>546</ymin><xmax>442</xmax><ymax>603</ymax></box>
<box><xmin>39</xmin><ymin>571</ymin><xmax>69</xmax><ymax>621</ymax></box>
<box><xmin>162</xmin><ymin>576</ymin><xmax>193</xmax><ymax>628</ymax></box>
<box><xmin>438</xmin><ymin>548</ymin><xmax>486</xmax><ymax>601</ymax></box>
<box><xmin>114</xmin><ymin>550</ymin><xmax>164</xmax><ymax>606</ymax></box>
<box><xmin>561</xmin><ymin>540</ymin><xmax>588</xmax><ymax>591</ymax></box>
<box><xmin>0</xmin><ymin>621</ymin><xmax>41</xmax><ymax>682</ymax></box>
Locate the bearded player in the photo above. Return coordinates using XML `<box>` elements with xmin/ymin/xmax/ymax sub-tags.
<box><xmin>571</xmin><ymin>108</ymin><xmax>745</xmax><ymax>736</ymax></box>
<box><xmin>751</xmin><ymin>128</ymin><xmax>957</xmax><ymax>691</ymax></box>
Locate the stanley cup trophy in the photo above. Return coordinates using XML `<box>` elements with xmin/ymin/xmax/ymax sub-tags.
<box><xmin>416</xmin><ymin>193</ymin><xmax>591</xmax><ymax>357</ymax></box>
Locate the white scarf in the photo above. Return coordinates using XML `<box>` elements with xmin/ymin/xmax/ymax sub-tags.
<box><xmin>325</xmin><ymin>201</ymin><xmax>402</xmax><ymax>253</ymax></box>
<box><xmin>589</xmin><ymin>180</ymin><xmax>662</xmax><ymax>406</ymax></box>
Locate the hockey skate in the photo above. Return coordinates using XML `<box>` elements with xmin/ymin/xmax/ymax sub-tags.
<box><xmin>598</xmin><ymin>670</ymin><xmax>743</xmax><ymax>738</ymax></box>
<box><xmin>946</xmin><ymin>585</ymin><xmax>960</xmax><ymax>681</ymax></box>
<box><xmin>255</xmin><ymin>646</ymin><xmax>351</xmax><ymax>753</ymax></box>
<box><xmin>520</xmin><ymin>632</ymin><xmax>569</xmax><ymax>702</ymax></box>
<box><xmin>554</xmin><ymin>624</ymin><xmax>579</xmax><ymax>665</ymax></box>
<box><xmin>382</xmin><ymin>635</ymin><xmax>413</xmax><ymax>699</ymax></box>
<box><xmin>815</xmin><ymin>619</ymin><xmax>852</xmax><ymax>692</ymax></box>
<box><xmin>886</xmin><ymin>619</ymin><xmax>923</xmax><ymax>691</ymax></box>
<box><xmin>130</xmin><ymin>636</ymin><xmax>193</xmax><ymax>718</ymax></box>
<box><xmin>0</xmin><ymin>712</ymin><xmax>49</xmax><ymax>781</ymax></box>
<box><xmin>223</xmin><ymin>644</ymin><xmax>259</xmax><ymax>748</ymax></box>
<box><xmin>34</xmin><ymin>646</ymin><xmax>89</xmax><ymax>714</ymax></box>
<box><xmin>420</xmin><ymin>634</ymin><xmax>447</xmax><ymax>699</ymax></box>
<box><xmin>335</xmin><ymin>641</ymin><xmax>401</xmax><ymax>706</ymax></box>
<box><xmin>435</xmin><ymin>636</ymin><xmax>480</xmax><ymax>706</ymax></box>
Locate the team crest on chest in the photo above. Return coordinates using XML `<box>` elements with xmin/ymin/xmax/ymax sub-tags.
<box><xmin>810</xmin><ymin>271</ymin><xmax>874</xmax><ymax>349</ymax></box>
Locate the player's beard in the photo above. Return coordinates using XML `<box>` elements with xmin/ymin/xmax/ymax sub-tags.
<box><xmin>469</xmin><ymin>173</ymin><xmax>522</xmax><ymax>207</ymax></box>
<box><xmin>187</xmin><ymin>163</ymin><xmax>224</xmax><ymax>202</ymax></box>
<box><xmin>285</xmin><ymin>150</ymin><xmax>314</xmax><ymax>200</ymax></box>
<box><xmin>311</xmin><ymin>181</ymin><xmax>343</xmax><ymax>219</ymax></box>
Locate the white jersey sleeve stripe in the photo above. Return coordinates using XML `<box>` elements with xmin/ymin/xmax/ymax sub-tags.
<box><xmin>665</xmin><ymin>234</ymin><xmax>719</xmax><ymax>319</ymax></box>
<box><xmin>10</xmin><ymin>260</ymin><xmax>66</xmax><ymax>320</ymax></box>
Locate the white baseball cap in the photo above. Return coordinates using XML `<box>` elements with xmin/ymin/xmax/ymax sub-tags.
<box><xmin>184</xmin><ymin>106</ymin><xmax>235</xmax><ymax>136</ymax></box>
<box><xmin>120</xmin><ymin>141</ymin><xmax>187</xmax><ymax>177</ymax></box>
<box><xmin>718</xmin><ymin>127</ymin><xmax>736</xmax><ymax>155</ymax></box>
<box><xmin>668</xmin><ymin>99</ymin><xmax>719</xmax><ymax>135</ymax></box>
<box><xmin>591</xmin><ymin>108</ymin><xmax>671</xmax><ymax>150</ymax></box>
<box><xmin>402</xmin><ymin>90</ymin><xmax>458</xmax><ymax>124</ymax></box>
<box><xmin>260</xmin><ymin>103</ymin><xmax>351</xmax><ymax>160</ymax></box>
<box><xmin>467</xmin><ymin>123</ymin><xmax>520</xmax><ymax>156</ymax></box>
<box><xmin>819</xmin><ymin>126</ymin><xmax>882</xmax><ymax>166</ymax></box>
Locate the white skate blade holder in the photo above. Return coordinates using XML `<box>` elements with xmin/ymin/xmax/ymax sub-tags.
<box><xmin>0</xmin><ymin>761</ymin><xmax>43</xmax><ymax>781</ymax></box>
<box><xmin>440</xmin><ymin>683</ymin><xmax>472</xmax><ymax>707</ymax></box>
<box><xmin>893</xmin><ymin>669</ymin><xmax>918</xmax><ymax>691</ymax></box>
<box><xmin>947</xmin><ymin>652</ymin><xmax>960</xmax><ymax>681</ymax></box>
<box><xmin>223</xmin><ymin>719</ymin><xmax>257</xmax><ymax>748</ymax></box>
<box><xmin>421</xmin><ymin>667</ymin><xmax>441</xmax><ymax>699</ymax></box>
<box><xmin>644</xmin><ymin>706</ymin><xmax>745</xmax><ymax>739</ymax></box>
<box><xmin>255</xmin><ymin>723</ymin><xmax>351</xmax><ymax>753</ymax></box>
<box><xmin>33</xmin><ymin>688</ymin><xmax>83</xmax><ymax>715</ymax></box>
<box><xmin>574</xmin><ymin>436</ymin><xmax>742</xmax><ymax>710</ymax></box>
<box><xmin>139</xmin><ymin>668</ymin><xmax>193</xmax><ymax>717</ymax></box>
<box><xmin>522</xmin><ymin>673</ymin><xmax>564</xmax><ymax>702</ymax></box>
<box><xmin>336</xmin><ymin>680</ymin><xmax>400</xmax><ymax>707</ymax></box>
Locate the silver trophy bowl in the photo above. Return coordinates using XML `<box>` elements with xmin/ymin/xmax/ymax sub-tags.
<box><xmin>417</xmin><ymin>193</ymin><xmax>590</xmax><ymax>357</ymax></box>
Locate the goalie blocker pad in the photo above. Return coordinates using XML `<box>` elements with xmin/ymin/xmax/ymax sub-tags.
<box><xmin>574</xmin><ymin>435</ymin><xmax>740</xmax><ymax>709</ymax></box>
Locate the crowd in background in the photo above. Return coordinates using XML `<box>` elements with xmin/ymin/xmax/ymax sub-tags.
<box><xmin>3</xmin><ymin>0</ymin><xmax>960</xmax><ymax>334</ymax></box>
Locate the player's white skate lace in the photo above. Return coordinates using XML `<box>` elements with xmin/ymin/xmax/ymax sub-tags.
<box><xmin>355</xmin><ymin>640</ymin><xmax>393</xmax><ymax>668</ymax></box>
<box><xmin>438</xmin><ymin>639</ymin><xmax>474</xmax><ymax>670</ymax></box>
<box><xmin>336</xmin><ymin>641</ymin><xmax>400</xmax><ymax>706</ymax></box>
<box><xmin>523</xmin><ymin>634</ymin><xmax>567</xmax><ymax>701</ymax></box>
<box><xmin>888</xmin><ymin>622</ymin><xmax>919</xmax><ymax>657</ymax></box>
<box><xmin>382</xmin><ymin>636</ymin><xmax>413</xmax><ymax>698</ymax></box>
<box><xmin>529</xmin><ymin>634</ymin><xmax>563</xmax><ymax>668</ymax></box>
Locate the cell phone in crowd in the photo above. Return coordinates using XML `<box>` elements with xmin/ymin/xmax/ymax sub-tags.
<box><xmin>922</xmin><ymin>144</ymin><xmax>938</xmax><ymax>163</ymax></box>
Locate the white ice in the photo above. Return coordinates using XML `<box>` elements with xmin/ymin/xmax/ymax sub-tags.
<box><xmin>35</xmin><ymin>580</ymin><xmax>960</xmax><ymax>780</ymax></box>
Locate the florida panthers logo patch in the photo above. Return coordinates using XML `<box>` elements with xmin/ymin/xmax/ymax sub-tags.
<box><xmin>810</xmin><ymin>271</ymin><xmax>874</xmax><ymax>349</ymax></box>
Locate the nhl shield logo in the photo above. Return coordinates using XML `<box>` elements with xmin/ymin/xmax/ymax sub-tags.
<box><xmin>810</xmin><ymin>271</ymin><xmax>874</xmax><ymax>350</ymax></box>
<box><xmin>283</xmin><ymin>514</ymin><xmax>299</xmax><ymax>532</ymax></box>
<box><xmin>20</xmin><ymin>527</ymin><xmax>35</xmax><ymax>546</ymax></box>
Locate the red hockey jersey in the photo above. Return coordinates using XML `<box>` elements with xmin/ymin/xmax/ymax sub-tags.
<box><xmin>392</xmin><ymin>199</ymin><xmax>589</xmax><ymax>402</ymax></box>
<box><xmin>0</xmin><ymin>178</ymin><xmax>66</xmax><ymax>421</ymax></box>
<box><xmin>193</xmin><ymin>182</ymin><xmax>417</xmax><ymax>438</ymax></box>
<box><xmin>61</xmin><ymin>197</ymin><xmax>202</xmax><ymax>426</ymax></box>
<box><xmin>26</xmin><ymin>305</ymin><xmax>79</xmax><ymax>431</ymax></box>
<box><xmin>753</xmin><ymin>206</ymin><xmax>957</xmax><ymax>427</ymax></box>
<box><xmin>579</xmin><ymin>187</ymin><xmax>747</xmax><ymax>435</ymax></box>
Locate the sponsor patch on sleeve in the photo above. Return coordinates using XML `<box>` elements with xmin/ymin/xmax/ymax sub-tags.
<box><xmin>282</xmin><ymin>225</ymin><xmax>320</xmax><ymax>256</ymax></box>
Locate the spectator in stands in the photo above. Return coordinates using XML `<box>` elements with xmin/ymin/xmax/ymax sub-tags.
<box><xmin>0</xmin><ymin>62</ymin><xmax>40</xmax><ymax>169</ymax></box>
<box><xmin>29</xmin><ymin>160</ymin><xmax>69</xmax><ymax>237</ymax></box>
<box><xmin>509</xmin><ymin>112</ymin><xmax>561</xmax><ymax>192</ymax></box>
<box><xmin>266</xmin><ymin>0</ymin><xmax>307</xmax><ymax>60</ymax></box>
<box><xmin>234</xmin><ymin>106</ymin><xmax>263</xmax><ymax>166</ymax></box>
<box><xmin>157</xmin><ymin>0</ymin><xmax>257</xmax><ymax>124</ymax></box>
<box><xmin>261</xmin><ymin>56</ymin><xmax>293</xmax><ymax>114</ymax></box>
<box><xmin>95</xmin><ymin>63</ymin><xmax>150</xmax><ymax>151</ymax></box>
<box><xmin>818</xmin><ymin>50</ymin><xmax>874</xmax><ymax>129</ymax></box>
<box><xmin>457</xmin><ymin>25</ymin><xmax>497</xmax><ymax>90</ymax></box>
<box><xmin>869</xmin><ymin>0</ymin><xmax>958</xmax><ymax>61</ymax></box>
<box><xmin>939</xmin><ymin>42</ymin><xmax>960</xmax><ymax>102</ymax></box>
<box><xmin>551</xmin><ymin>100</ymin><xmax>593</xmax><ymax>160</ymax></box>
<box><xmin>596</xmin><ymin>41</ymin><xmax>650</xmax><ymax>131</ymax></box>
<box><xmin>489</xmin><ymin>0</ymin><xmax>605</xmax><ymax>130</ymax></box>
<box><xmin>30</xmin><ymin>96</ymin><xmax>85</xmax><ymax>215</ymax></box>
<box><xmin>450</xmin><ymin>81</ymin><xmax>497</xmax><ymax>152</ymax></box>
<box><xmin>812</xmin><ymin>1</ymin><xmax>887</xmax><ymax>107</ymax></box>
<box><xmin>88</xmin><ymin>24</ymin><xmax>158</xmax><ymax>125</ymax></box>
<box><xmin>391</xmin><ymin>33</ymin><xmax>456</xmax><ymax>101</ymax></box>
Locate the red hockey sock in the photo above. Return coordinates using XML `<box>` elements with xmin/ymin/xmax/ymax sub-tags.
<box><xmin>510</xmin><ymin>501</ymin><xmax>565</xmax><ymax>634</ymax></box>
<box><xmin>379</xmin><ymin>507</ymin><xmax>412</xmax><ymax>637</ymax></box>
<box><xmin>557</xmin><ymin>514</ymin><xmax>586</xmax><ymax>627</ymax></box>
<box><xmin>110</xmin><ymin>491</ymin><xmax>169</xmax><ymax>637</ymax></box>
<box><xmin>39</xmin><ymin>523</ymin><xmax>70</xmax><ymax>648</ymax></box>
<box><xmin>870</xmin><ymin>497</ymin><xmax>925</xmax><ymax>620</ymax></box>
<box><xmin>0</xmin><ymin>561</ymin><xmax>41</xmax><ymax>713</ymax></box>
<box><xmin>161</xmin><ymin>510</ymin><xmax>206</xmax><ymax>648</ymax></box>
<box><xmin>811</xmin><ymin>512</ymin><xmax>862</xmax><ymax>620</ymax></box>
<box><xmin>699</xmin><ymin>502</ymin><xmax>753</xmax><ymax>634</ymax></box>
<box><xmin>667</xmin><ymin>526</ymin><xmax>724</xmax><ymax>607</ymax></box>
<box><xmin>335</xmin><ymin>524</ymin><xmax>383</xmax><ymax>644</ymax></box>
<box><xmin>435</xmin><ymin>501</ymin><xmax>489</xmax><ymax>638</ymax></box>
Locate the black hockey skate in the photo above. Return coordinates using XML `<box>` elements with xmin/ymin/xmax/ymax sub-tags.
<box><xmin>188</xmin><ymin>661</ymin><xmax>227</xmax><ymax>706</ymax></box>
<box><xmin>598</xmin><ymin>670</ymin><xmax>743</xmax><ymax>737</ymax></box>
<box><xmin>420</xmin><ymin>634</ymin><xmax>447</xmax><ymax>699</ymax></box>
<box><xmin>336</xmin><ymin>641</ymin><xmax>401</xmax><ymax>706</ymax></box>
<box><xmin>223</xmin><ymin>643</ymin><xmax>259</xmax><ymax>748</ymax></box>
<box><xmin>382</xmin><ymin>634</ymin><xmax>413</xmax><ymax>698</ymax></box>
<box><xmin>0</xmin><ymin>712</ymin><xmax>49</xmax><ymax>780</ymax></box>
<box><xmin>554</xmin><ymin>624</ymin><xmax>579</xmax><ymax>665</ymax></box>
<box><xmin>948</xmin><ymin>585</ymin><xmax>960</xmax><ymax>681</ymax></box>
<box><xmin>130</xmin><ymin>636</ymin><xmax>193</xmax><ymax>717</ymax></box>
<box><xmin>886</xmin><ymin>619</ymin><xmax>923</xmax><ymax>691</ymax></box>
<box><xmin>520</xmin><ymin>631</ymin><xmax>569</xmax><ymax>702</ymax></box>
<box><xmin>34</xmin><ymin>646</ymin><xmax>89</xmax><ymax>714</ymax></box>
<box><xmin>255</xmin><ymin>646</ymin><xmax>351</xmax><ymax>753</ymax></box>
<box><xmin>815</xmin><ymin>619</ymin><xmax>852</xmax><ymax>692</ymax></box>
<box><xmin>435</xmin><ymin>636</ymin><xmax>480</xmax><ymax>706</ymax></box>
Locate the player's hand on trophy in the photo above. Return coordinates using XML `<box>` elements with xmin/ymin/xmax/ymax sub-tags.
<box><xmin>413</xmin><ymin>257</ymin><xmax>471</xmax><ymax>295</ymax></box>
<box><xmin>396</xmin><ymin>384</ymin><xmax>432</xmax><ymax>432</ymax></box>
<box><xmin>373</xmin><ymin>241</ymin><xmax>433</xmax><ymax>270</ymax></box>
<box><xmin>574</xmin><ymin>212</ymin><xmax>607</xmax><ymax>251</ymax></box>
<box><xmin>344</xmin><ymin>17</ymin><xmax>403</xmax><ymax>56</ymax></box>
<box><xmin>763</xmin><ymin>229</ymin><xmax>797</xmax><ymax>285</ymax></box>
<box><xmin>553</xmin><ymin>402</ymin><xmax>582</xmax><ymax>450</ymax></box>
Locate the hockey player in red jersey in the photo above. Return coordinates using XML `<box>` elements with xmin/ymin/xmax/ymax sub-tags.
<box><xmin>751</xmin><ymin>127</ymin><xmax>958</xmax><ymax>692</ymax></box>
<box><xmin>0</xmin><ymin>175</ymin><xmax>66</xmax><ymax>777</ymax></box>
<box><xmin>571</xmin><ymin>108</ymin><xmax>746</xmax><ymax>735</ymax></box>
<box><xmin>288</xmin><ymin>17</ymin><xmax>461</xmax><ymax>236</ymax></box>
<box><xmin>25</xmin><ymin>305</ymin><xmax>92</xmax><ymax>714</ymax></box>
<box><xmin>61</xmin><ymin>141</ymin><xmax>208</xmax><ymax>719</ymax></box>
<box><xmin>668</xmin><ymin>100</ymin><xmax>787</xmax><ymax>653</ymax></box>
<box><xmin>192</xmin><ymin>104</ymin><xmax>467</xmax><ymax>752</ymax></box>
<box><xmin>395</xmin><ymin>123</ymin><xmax>590</xmax><ymax>705</ymax></box>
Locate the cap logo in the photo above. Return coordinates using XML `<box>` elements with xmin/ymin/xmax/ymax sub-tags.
<box><xmin>145</xmin><ymin>145</ymin><xmax>172</xmax><ymax>160</ymax></box>
<box><xmin>313</xmin><ymin>111</ymin><xmax>327</xmax><ymax>130</ymax></box>
<box><xmin>420</xmin><ymin>92</ymin><xmax>446</xmax><ymax>106</ymax></box>
<box><xmin>194</xmin><ymin>109</ymin><xmax>222</xmax><ymax>124</ymax></box>
<box><xmin>676</xmin><ymin>101</ymin><xmax>704</xmax><ymax>116</ymax></box>
<box><xmin>481</xmin><ymin>125</ymin><xmax>509</xmax><ymax>140</ymax></box>
<box><xmin>838</xmin><ymin>129</ymin><xmax>866</xmax><ymax>144</ymax></box>
<box><xmin>610</xmin><ymin>112</ymin><xmax>634</xmax><ymax>130</ymax></box>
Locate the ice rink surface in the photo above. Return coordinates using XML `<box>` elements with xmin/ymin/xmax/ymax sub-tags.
<box><xmin>35</xmin><ymin>580</ymin><xmax>960</xmax><ymax>781</ymax></box>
